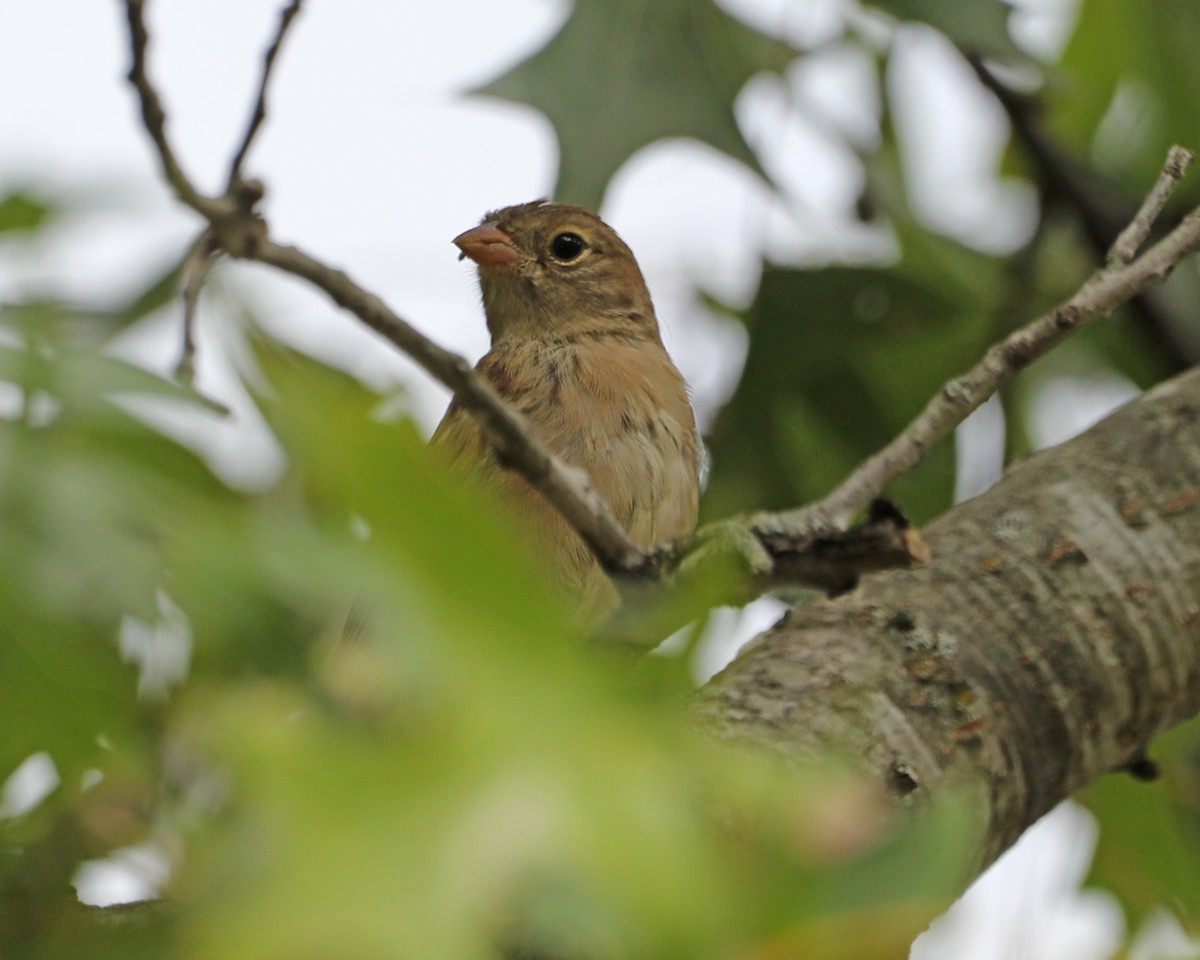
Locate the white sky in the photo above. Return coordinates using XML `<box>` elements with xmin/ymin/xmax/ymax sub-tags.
<box><xmin>2</xmin><ymin>1</ymin><xmax>1164</xmax><ymax>957</ymax></box>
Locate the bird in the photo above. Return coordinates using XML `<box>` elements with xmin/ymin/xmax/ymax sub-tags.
<box><xmin>434</xmin><ymin>200</ymin><xmax>702</xmax><ymax>622</ymax></box>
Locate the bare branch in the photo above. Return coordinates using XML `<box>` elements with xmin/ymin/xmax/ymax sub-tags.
<box><xmin>226</xmin><ymin>0</ymin><xmax>304</xmax><ymax>189</ymax></box>
<box><xmin>121</xmin><ymin>0</ymin><xmax>239</xmax><ymax>226</ymax></box>
<box><xmin>1108</xmin><ymin>145</ymin><xmax>1194</xmax><ymax>265</ymax></box>
<box><xmin>967</xmin><ymin>55</ymin><xmax>1196</xmax><ymax>371</ymax></box>
<box><xmin>176</xmin><ymin>229</ymin><xmax>218</xmax><ymax>385</ymax></box>
<box><xmin>757</xmin><ymin>146</ymin><xmax>1200</xmax><ymax>539</ymax></box>
<box><xmin>122</xmin><ymin>0</ymin><xmax>205</xmax><ymax>211</ymax></box>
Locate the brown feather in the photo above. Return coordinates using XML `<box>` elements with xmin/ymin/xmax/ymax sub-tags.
<box><xmin>438</xmin><ymin>202</ymin><xmax>701</xmax><ymax>621</ymax></box>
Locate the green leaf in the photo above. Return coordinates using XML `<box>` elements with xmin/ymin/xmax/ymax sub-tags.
<box><xmin>172</xmin><ymin>677</ymin><xmax>972</xmax><ymax>960</ymax></box>
<box><xmin>87</xmin><ymin>338</ymin><xmax>969</xmax><ymax>960</ymax></box>
<box><xmin>0</xmin><ymin>339</ymin><xmax>234</xmax><ymax>784</ymax></box>
<box><xmin>243</xmin><ymin>336</ymin><xmax>575</xmax><ymax>635</ymax></box>
<box><xmin>0</xmin><ymin>192</ymin><xmax>54</xmax><ymax>235</ymax></box>
<box><xmin>0</xmin><ymin>344</ymin><xmax>226</xmax><ymax>414</ymax></box>
<box><xmin>474</xmin><ymin>0</ymin><xmax>796</xmax><ymax>208</ymax></box>
<box><xmin>1050</xmin><ymin>0</ymin><xmax>1200</xmax><ymax>194</ymax></box>
<box><xmin>0</xmin><ymin>310</ymin><xmax>982</xmax><ymax>958</ymax></box>
<box><xmin>102</xmin><ymin>256</ymin><xmax>186</xmax><ymax>330</ymax></box>
<box><xmin>1082</xmin><ymin>719</ymin><xmax>1200</xmax><ymax>928</ymax></box>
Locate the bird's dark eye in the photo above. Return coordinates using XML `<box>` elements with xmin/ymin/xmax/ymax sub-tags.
<box><xmin>549</xmin><ymin>232</ymin><xmax>586</xmax><ymax>261</ymax></box>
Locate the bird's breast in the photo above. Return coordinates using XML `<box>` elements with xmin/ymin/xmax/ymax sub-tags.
<box><xmin>480</xmin><ymin>334</ymin><xmax>701</xmax><ymax>544</ymax></box>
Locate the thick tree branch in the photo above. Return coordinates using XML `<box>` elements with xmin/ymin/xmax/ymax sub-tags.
<box><xmin>699</xmin><ymin>365</ymin><xmax>1200</xmax><ymax>875</ymax></box>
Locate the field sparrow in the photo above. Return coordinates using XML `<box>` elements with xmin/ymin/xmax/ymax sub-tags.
<box><xmin>435</xmin><ymin>200</ymin><xmax>702</xmax><ymax>621</ymax></box>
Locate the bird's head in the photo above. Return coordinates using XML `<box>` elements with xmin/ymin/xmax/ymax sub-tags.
<box><xmin>453</xmin><ymin>200</ymin><xmax>660</xmax><ymax>343</ymax></box>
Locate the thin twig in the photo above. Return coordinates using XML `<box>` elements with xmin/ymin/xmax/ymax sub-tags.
<box><xmin>1109</xmin><ymin>146</ymin><xmax>1195</xmax><ymax>265</ymax></box>
<box><xmin>175</xmin><ymin>229</ymin><xmax>218</xmax><ymax>384</ymax></box>
<box><xmin>122</xmin><ymin>0</ymin><xmax>205</xmax><ymax>212</ymax></box>
<box><xmin>967</xmin><ymin>55</ymin><xmax>1196</xmax><ymax>371</ymax></box>
<box><xmin>755</xmin><ymin>147</ymin><xmax>1200</xmax><ymax>540</ymax></box>
<box><xmin>226</xmin><ymin>0</ymin><xmax>303</xmax><ymax>189</ymax></box>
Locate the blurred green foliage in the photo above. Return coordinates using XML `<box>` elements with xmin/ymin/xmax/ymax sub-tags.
<box><xmin>0</xmin><ymin>257</ymin><xmax>971</xmax><ymax>959</ymax></box>
<box><xmin>0</xmin><ymin>192</ymin><xmax>55</xmax><ymax>235</ymax></box>
<box><xmin>5</xmin><ymin>0</ymin><xmax>1200</xmax><ymax>956</ymax></box>
<box><xmin>1081</xmin><ymin>718</ymin><xmax>1200</xmax><ymax>929</ymax></box>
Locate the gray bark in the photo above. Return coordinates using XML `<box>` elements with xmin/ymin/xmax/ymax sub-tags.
<box><xmin>698</xmin><ymin>366</ymin><xmax>1200</xmax><ymax>873</ymax></box>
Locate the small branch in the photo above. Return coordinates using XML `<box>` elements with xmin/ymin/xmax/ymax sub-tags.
<box><xmin>123</xmin><ymin>0</ymin><xmax>239</xmax><ymax>227</ymax></box>
<box><xmin>176</xmin><ymin>229</ymin><xmax>218</xmax><ymax>385</ymax></box>
<box><xmin>968</xmin><ymin>54</ymin><xmax>1197</xmax><ymax>371</ymax></box>
<box><xmin>756</xmin><ymin>147</ymin><xmax>1200</xmax><ymax>539</ymax></box>
<box><xmin>599</xmin><ymin>499</ymin><xmax>929</xmax><ymax>652</ymax></box>
<box><xmin>1109</xmin><ymin>146</ymin><xmax>1194</xmax><ymax>265</ymax></box>
<box><xmin>226</xmin><ymin>0</ymin><xmax>303</xmax><ymax>189</ymax></box>
<box><xmin>763</xmin><ymin>498</ymin><xmax>931</xmax><ymax>592</ymax></box>
<box><xmin>122</xmin><ymin>0</ymin><xmax>205</xmax><ymax>212</ymax></box>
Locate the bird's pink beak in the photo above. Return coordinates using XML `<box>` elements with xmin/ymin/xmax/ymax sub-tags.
<box><xmin>453</xmin><ymin>222</ymin><xmax>520</xmax><ymax>266</ymax></box>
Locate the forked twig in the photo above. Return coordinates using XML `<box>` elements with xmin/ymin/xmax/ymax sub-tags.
<box><xmin>227</xmin><ymin>0</ymin><xmax>303</xmax><ymax>189</ymax></box>
<box><xmin>1109</xmin><ymin>145</ymin><xmax>1194</xmax><ymax>266</ymax></box>
<box><xmin>755</xmin><ymin>149</ymin><xmax>1200</xmax><ymax>541</ymax></box>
